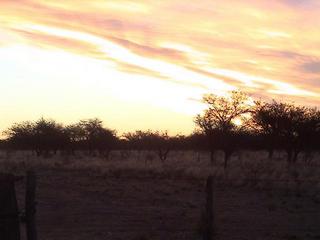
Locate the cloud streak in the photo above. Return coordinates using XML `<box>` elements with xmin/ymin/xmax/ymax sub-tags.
<box><xmin>1</xmin><ymin>0</ymin><xmax>320</xmax><ymax>132</ymax></box>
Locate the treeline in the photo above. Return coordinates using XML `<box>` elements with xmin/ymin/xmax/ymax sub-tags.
<box><xmin>195</xmin><ymin>91</ymin><xmax>320</xmax><ymax>168</ymax></box>
<box><xmin>1</xmin><ymin>91</ymin><xmax>319</xmax><ymax>167</ymax></box>
<box><xmin>2</xmin><ymin>118</ymin><xmax>117</xmax><ymax>159</ymax></box>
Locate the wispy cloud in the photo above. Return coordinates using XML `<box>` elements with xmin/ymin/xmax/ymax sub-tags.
<box><xmin>1</xmin><ymin>0</ymin><xmax>320</xmax><ymax>132</ymax></box>
<box><xmin>301</xmin><ymin>60</ymin><xmax>320</xmax><ymax>73</ymax></box>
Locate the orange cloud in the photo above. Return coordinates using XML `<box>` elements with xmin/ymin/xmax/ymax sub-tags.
<box><xmin>1</xmin><ymin>0</ymin><xmax>320</xmax><ymax>133</ymax></box>
<box><xmin>10</xmin><ymin>29</ymin><xmax>102</xmax><ymax>58</ymax></box>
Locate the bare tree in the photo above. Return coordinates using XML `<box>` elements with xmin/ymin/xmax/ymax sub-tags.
<box><xmin>195</xmin><ymin>91</ymin><xmax>251</xmax><ymax>168</ymax></box>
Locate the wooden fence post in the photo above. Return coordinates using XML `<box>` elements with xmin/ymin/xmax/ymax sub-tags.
<box><xmin>0</xmin><ymin>174</ymin><xmax>20</xmax><ymax>240</ymax></box>
<box><xmin>204</xmin><ymin>175</ymin><xmax>214</xmax><ymax>240</ymax></box>
<box><xmin>25</xmin><ymin>171</ymin><xmax>37</xmax><ymax>240</ymax></box>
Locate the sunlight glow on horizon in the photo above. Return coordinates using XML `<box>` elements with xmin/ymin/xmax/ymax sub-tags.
<box><xmin>0</xmin><ymin>0</ymin><xmax>320</xmax><ymax>134</ymax></box>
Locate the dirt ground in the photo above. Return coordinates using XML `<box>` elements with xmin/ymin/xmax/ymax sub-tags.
<box><xmin>13</xmin><ymin>169</ymin><xmax>320</xmax><ymax>240</ymax></box>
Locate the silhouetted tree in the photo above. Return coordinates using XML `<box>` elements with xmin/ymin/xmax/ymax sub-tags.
<box><xmin>195</xmin><ymin>91</ymin><xmax>251</xmax><ymax>168</ymax></box>
<box><xmin>32</xmin><ymin>118</ymin><xmax>68</xmax><ymax>156</ymax></box>
<box><xmin>148</xmin><ymin>131</ymin><xmax>174</xmax><ymax>163</ymax></box>
<box><xmin>4</xmin><ymin>121</ymin><xmax>34</xmax><ymax>151</ymax></box>
<box><xmin>251</xmin><ymin>101</ymin><xmax>283</xmax><ymax>159</ymax></box>
<box><xmin>287</xmin><ymin>106</ymin><xmax>320</xmax><ymax>162</ymax></box>
<box><xmin>124</xmin><ymin>130</ymin><xmax>177</xmax><ymax>163</ymax></box>
<box><xmin>252</xmin><ymin>101</ymin><xmax>320</xmax><ymax>163</ymax></box>
<box><xmin>0</xmin><ymin>140</ymin><xmax>5</xmax><ymax>150</ymax></box>
<box><xmin>4</xmin><ymin>118</ymin><xmax>118</xmax><ymax>158</ymax></box>
<box><xmin>78</xmin><ymin>118</ymin><xmax>117</xmax><ymax>158</ymax></box>
<box><xmin>64</xmin><ymin>123</ymin><xmax>87</xmax><ymax>155</ymax></box>
<box><xmin>184</xmin><ymin>132</ymin><xmax>207</xmax><ymax>161</ymax></box>
<box><xmin>123</xmin><ymin>130</ymin><xmax>147</xmax><ymax>160</ymax></box>
<box><xmin>4</xmin><ymin>118</ymin><xmax>67</xmax><ymax>156</ymax></box>
<box><xmin>2</xmin><ymin>98</ymin><xmax>319</xmax><ymax>167</ymax></box>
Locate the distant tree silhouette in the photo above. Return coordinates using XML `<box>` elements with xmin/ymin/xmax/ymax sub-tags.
<box><xmin>283</xmin><ymin>105</ymin><xmax>320</xmax><ymax>163</ymax></box>
<box><xmin>2</xmin><ymin>98</ymin><xmax>319</xmax><ymax>167</ymax></box>
<box><xmin>4</xmin><ymin>121</ymin><xmax>34</xmax><ymax>151</ymax></box>
<box><xmin>4</xmin><ymin>118</ymin><xmax>67</xmax><ymax>156</ymax></box>
<box><xmin>184</xmin><ymin>132</ymin><xmax>207</xmax><ymax>161</ymax></box>
<box><xmin>252</xmin><ymin>101</ymin><xmax>320</xmax><ymax>163</ymax></box>
<box><xmin>4</xmin><ymin>118</ymin><xmax>118</xmax><ymax>158</ymax></box>
<box><xmin>0</xmin><ymin>140</ymin><xmax>5</xmax><ymax>150</ymax></box>
<box><xmin>195</xmin><ymin>91</ymin><xmax>251</xmax><ymax>168</ymax></box>
<box><xmin>77</xmin><ymin>118</ymin><xmax>117</xmax><ymax>158</ymax></box>
<box><xmin>185</xmin><ymin>131</ymin><xmax>207</xmax><ymax>151</ymax></box>
<box><xmin>300</xmin><ymin>108</ymin><xmax>320</xmax><ymax>154</ymax></box>
<box><xmin>32</xmin><ymin>118</ymin><xmax>67</xmax><ymax>156</ymax></box>
<box><xmin>123</xmin><ymin>130</ymin><xmax>178</xmax><ymax>163</ymax></box>
<box><xmin>123</xmin><ymin>130</ymin><xmax>147</xmax><ymax>160</ymax></box>
<box><xmin>64</xmin><ymin>123</ymin><xmax>87</xmax><ymax>155</ymax></box>
<box><xmin>251</xmin><ymin>101</ymin><xmax>283</xmax><ymax>159</ymax></box>
<box><xmin>148</xmin><ymin>131</ymin><xmax>171</xmax><ymax>162</ymax></box>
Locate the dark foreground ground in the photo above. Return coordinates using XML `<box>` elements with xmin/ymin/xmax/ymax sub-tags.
<box><xmin>15</xmin><ymin>169</ymin><xmax>320</xmax><ymax>240</ymax></box>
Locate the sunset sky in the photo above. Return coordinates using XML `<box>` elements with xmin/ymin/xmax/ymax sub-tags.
<box><xmin>1</xmin><ymin>0</ymin><xmax>320</xmax><ymax>134</ymax></box>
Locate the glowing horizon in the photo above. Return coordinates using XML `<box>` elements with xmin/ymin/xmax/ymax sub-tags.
<box><xmin>1</xmin><ymin>0</ymin><xmax>320</xmax><ymax>134</ymax></box>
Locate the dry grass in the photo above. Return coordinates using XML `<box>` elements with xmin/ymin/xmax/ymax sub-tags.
<box><xmin>1</xmin><ymin>150</ymin><xmax>319</xmax><ymax>240</ymax></box>
<box><xmin>1</xmin><ymin>150</ymin><xmax>319</xmax><ymax>191</ymax></box>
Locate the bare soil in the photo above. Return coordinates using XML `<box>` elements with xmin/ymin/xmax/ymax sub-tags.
<box><xmin>15</xmin><ymin>169</ymin><xmax>320</xmax><ymax>240</ymax></box>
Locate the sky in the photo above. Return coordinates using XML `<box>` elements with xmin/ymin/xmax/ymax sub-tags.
<box><xmin>1</xmin><ymin>0</ymin><xmax>320</xmax><ymax>134</ymax></box>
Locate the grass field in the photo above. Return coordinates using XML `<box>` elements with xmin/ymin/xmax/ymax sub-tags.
<box><xmin>1</xmin><ymin>150</ymin><xmax>320</xmax><ymax>239</ymax></box>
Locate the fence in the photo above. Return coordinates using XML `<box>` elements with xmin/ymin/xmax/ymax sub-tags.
<box><xmin>204</xmin><ymin>176</ymin><xmax>214</xmax><ymax>240</ymax></box>
<box><xmin>0</xmin><ymin>171</ymin><xmax>317</xmax><ymax>240</ymax></box>
<box><xmin>0</xmin><ymin>171</ymin><xmax>37</xmax><ymax>240</ymax></box>
<box><xmin>0</xmin><ymin>171</ymin><xmax>215</xmax><ymax>240</ymax></box>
